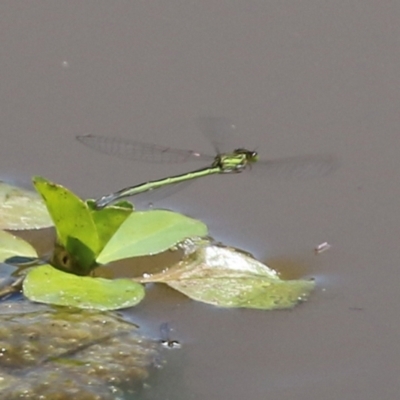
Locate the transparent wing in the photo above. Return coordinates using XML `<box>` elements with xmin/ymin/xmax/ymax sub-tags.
<box><xmin>254</xmin><ymin>154</ymin><xmax>338</xmax><ymax>180</ymax></box>
<box><xmin>196</xmin><ymin>116</ymin><xmax>242</xmax><ymax>155</ymax></box>
<box><xmin>77</xmin><ymin>135</ymin><xmax>215</xmax><ymax>164</ymax></box>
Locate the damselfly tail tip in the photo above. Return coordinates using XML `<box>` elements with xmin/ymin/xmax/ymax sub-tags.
<box><xmin>94</xmin><ymin>196</ymin><xmax>113</xmax><ymax>209</ymax></box>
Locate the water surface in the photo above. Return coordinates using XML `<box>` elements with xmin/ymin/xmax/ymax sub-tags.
<box><xmin>1</xmin><ymin>2</ymin><xmax>399</xmax><ymax>399</ymax></box>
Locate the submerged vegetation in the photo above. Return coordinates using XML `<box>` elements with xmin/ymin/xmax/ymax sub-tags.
<box><xmin>0</xmin><ymin>301</ymin><xmax>158</xmax><ymax>399</ymax></box>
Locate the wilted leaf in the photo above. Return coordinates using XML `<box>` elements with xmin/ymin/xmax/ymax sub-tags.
<box><xmin>137</xmin><ymin>240</ymin><xmax>315</xmax><ymax>310</ymax></box>
<box><xmin>23</xmin><ymin>264</ymin><xmax>145</xmax><ymax>310</ymax></box>
<box><xmin>0</xmin><ymin>230</ymin><xmax>38</xmax><ymax>262</ymax></box>
<box><xmin>97</xmin><ymin>210</ymin><xmax>208</xmax><ymax>264</ymax></box>
<box><xmin>0</xmin><ymin>181</ymin><xmax>52</xmax><ymax>230</ymax></box>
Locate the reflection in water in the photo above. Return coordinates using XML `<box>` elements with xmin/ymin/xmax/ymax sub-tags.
<box><xmin>159</xmin><ymin>322</ymin><xmax>182</xmax><ymax>349</ymax></box>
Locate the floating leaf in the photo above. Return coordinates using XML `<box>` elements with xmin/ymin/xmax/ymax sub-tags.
<box><xmin>32</xmin><ymin>177</ymin><xmax>132</xmax><ymax>274</ymax></box>
<box><xmin>0</xmin><ymin>181</ymin><xmax>52</xmax><ymax>230</ymax></box>
<box><xmin>138</xmin><ymin>240</ymin><xmax>315</xmax><ymax>310</ymax></box>
<box><xmin>97</xmin><ymin>210</ymin><xmax>208</xmax><ymax>264</ymax></box>
<box><xmin>23</xmin><ymin>264</ymin><xmax>145</xmax><ymax>310</ymax></box>
<box><xmin>0</xmin><ymin>230</ymin><xmax>38</xmax><ymax>262</ymax></box>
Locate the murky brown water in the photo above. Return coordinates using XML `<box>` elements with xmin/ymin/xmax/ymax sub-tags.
<box><xmin>1</xmin><ymin>2</ymin><xmax>399</xmax><ymax>399</ymax></box>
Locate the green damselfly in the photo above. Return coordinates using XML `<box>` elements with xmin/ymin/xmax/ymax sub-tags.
<box><xmin>77</xmin><ymin>117</ymin><xmax>336</xmax><ymax>208</ymax></box>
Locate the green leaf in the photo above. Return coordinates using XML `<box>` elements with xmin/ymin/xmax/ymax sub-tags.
<box><xmin>0</xmin><ymin>181</ymin><xmax>53</xmax><ymax>230</ymax></box>
<box><xmin>89</xmin><ymin>204</ymin><xmax>133</xmax><ymax>251</ymax></box>
<box><xmin>97</xmin><ymin>210</ymin><xmax>208</xmax><ymax>264</ymax></box>
<box><xmin>32</xmin><ymin>177</ymin><xmax>132</xmax><ymax>274</ymax></box>
<box><xmin>23</xmin><ymin>264</ymin><xmax>145</xmax><ymax>310</ymax></box>
<box><xmin>0</xmin><ymin>230</ymin><xmax>38</xmax><ymax>262</ymax></box>
<box><xmin>137</xmin><ymin>240</ymin><xmax>315</xmax><ymax>310</ymax></box>
<box><xmin>33</xmin><ymin>177</ymin><xmax>99</xmax><ymax>253</ymax></box>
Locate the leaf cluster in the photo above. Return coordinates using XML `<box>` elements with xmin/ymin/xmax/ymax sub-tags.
<box><xmin>0</xmin><ymin>178</ymin><xmax>314</xmax><ymax>310</ymax></box>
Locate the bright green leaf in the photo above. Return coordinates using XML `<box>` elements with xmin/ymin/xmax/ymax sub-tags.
<box><xmin>97</xmin><ymin>210</ymin><xmax>208</xmax><ymax>264</ymax></box>
<box><xmin>33</xmin><ymin>176</ymin><xmax>99</xmax><ymax>254</ymax></box>
<box><xmin>32</xmin><ymin>177</ymin><xmax>132</xmax><ymax>273</ymax></box>
<box><xmin>0</xmin><ymin>230</ymin><xmax>38</xmax><ymax>262</ymax></box>
<box><xmin>0</xmin><ymin>181</ymin><xmax>52</xmax><ymax>230</ymax></box>
<box><xmin>23</xmin><ymin>264</ymin><xmax>145</xmax><ymax>310</ymax></box>
<box><xmin>137</xmin><ymin>240</ymin><xmax>315</xmax><ymax>310</ymax></box>
<box><xmin>89</xmin><ymin>204</ymin><xmax>133</xmax><ymax>252</ymax></box>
